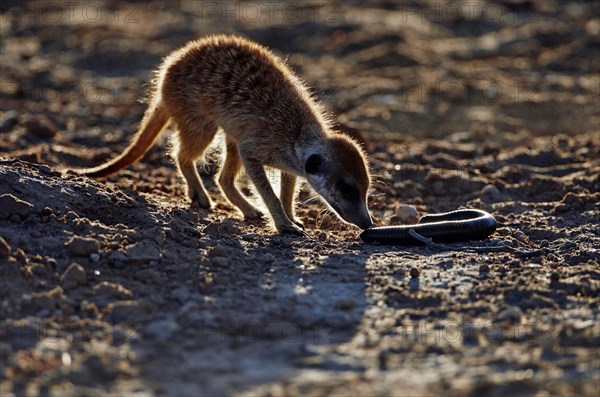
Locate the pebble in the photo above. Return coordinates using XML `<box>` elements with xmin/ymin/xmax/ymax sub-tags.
<box><xmin>65</xmin><ymin>236</ymin><xmax>99</xmax><ymax>257</ymax></box>
<box><xmin>144</xmin><ymin>317</ymin><xmax>179</xmax><ymax>341</ymax></box>
<box><xmin>0</xmin><ymin>236</ymin><xmax>10</xmax><ymax>257</ymax></box>
<box><xmin>479</xmin><ymin>264</ymin><xmax>490</xmax><ymax>273</ymax></box>
<box><xmin>495</xmin><ymin>306</ymin><xmax>523</xmax><ymax>322</ymax></box>
<box><xmin>124</xmin><ymin>241</ymin><xmax>161</xmax><ymax>263</ymax></box>
<box><xmin>259</xmin><ymin>253</ymin><xmax>275</xmax><ymax>263</ymax></box>
<box><xmin>41</xmin><ymin>207</ymin><xmax>53</xmax><ymax>216</ymax></box>
<box><xmin>107</xmin><ymin>300</ymin><xmax>154</xmax><ymax>322</ymax></box>
<box><xmin>210</xmin><ymin>256</ymin><xmax>229</xmax><ymax>268</ymax></box>
<box><xmin>395</xmin><ymin>204</ymin><xmax>418</xmax><ymax>223</ymax></box>
<box><xmin>134</xmin><ymin>268</ymin><xmax>162</xmax><ymax>284</ymax></box>
<box><xmin>60</xmin><ymin>263</ymin><xmax>86</xmax><ymax>290</ymax></box>
<box><xmin>512</xmin><ymin>231</ymin><xmax>529</xmax><ymax>244</ymax></box>
<box><xmin>0</xmin><ymin>110</ymin><xmax>18</xmax><ymax>132</ymax></box>
<box><xmin>410</xmin><ymin>267</ymin><xmax>420</xmax><ymax>278</ymax></box>
<box><xmin>336</xmin><ymin>299</ymin><xmax>356</xmax><ymax>310</ymax></box>
<box><xmin>30</xmin><ymin>286</ymin><xmax>64</xmax><ymax>311</ymax></box>
<box><xmin>481</xmin><ymin>184</ymin><xmax>501</xmax><ymax>202</ymax></box>
<box><xmin>93</xmin><ymin>281</ymin><xmax>133</xmax><ymax>300</ymax></box>
<box><xmin>22</xmin><ymin>115</ymin><xmax>58</xmax><ymax>138</ymax></box>
<box><xmin>90</xmin><ymin>253</ymin><xmax>100</xmax><ymax>262</ymax></box>
<box><xmin>550</xmin><ymin>272</ymin><xmax>560</xmax><ymax>283</ymax></box>
<box><xmin>0</xmin><ymin>194</ymin><xmax>34</xmax><ymax>220</ymax></box>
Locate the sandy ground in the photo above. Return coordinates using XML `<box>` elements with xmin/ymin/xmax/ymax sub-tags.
<box><xmin>1</xmin><ymin>1</ymin><xmax>599</xmax><ymax>396</ymax></box>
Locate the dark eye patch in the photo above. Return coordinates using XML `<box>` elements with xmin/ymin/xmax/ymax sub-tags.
<box><xmin>337</xmin><ymin>180</ymin><xmax>360</xmax><ymax>201</ymax></box>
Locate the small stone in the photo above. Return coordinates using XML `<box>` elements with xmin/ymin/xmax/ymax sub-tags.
<box><xmin>259</xmin><ymin>253</ymin><xmax>275</xmax><ymax>263</ymax></box>
<box><xmin>124</xmin><ymin>241</ymin><xmax>161</xmax><ymax>263</ymax></box>
<box><xmin>0</xmin><ymin>194</ymin><xmax>34</xmax><ymax>220</ymax></box>
<box><xmin>30</xmin><ymin>286</ymin><xmax>64</xmax><ymax>311</ymax></box>
<box><xmin>144</xmin><ymin>317</ymin><xmax>179</xmax><ymax>341</ymax></box>
<box><xmin>540</xmin><ymin>239</ymin><xmax>549</xmax><ymax>248</ymax></box>
<box><xmin>481</xmin><ymin>184</ymin><xmax>501</xmax><ymax>202</ymax></box>
<box><xmin>133</xmin><ymin>268</ymin><xmax>161</xmax><ymax>284</ymax></box>
<box><xmin>210</xmin><ymin>256</ymin><xmax>229</xmax><ymax>268</ymax></box>
<box><xmin>513</xmin><ymin>231</ymin><xmax>528</xmax><ymax>244</ymax></box>
<box><xmin>410</xmin><ymin>267</ymin><xmax>420</xmax><ymax>278</ymax></box>
<box><xmin>41</xmin><ymin>207</ymin><xmax>53</xmax><ymax>216</ymax></box>
<box><xmin>0</xmin><ymin>110</ymin><xmax>18</xmax><ymax>133</ymax></box>
<box><xmin>22</xmin><ymin>115</ymin><xmax>58</xmax><ymax>138</ymax></box>
<box><xmin>60</xmin><ymin>263</ymin><xmax>86</xmax><ymax>290</ymax></box>
<box><xmin>395</xmin><ymin>205</ymin><xmax>418</xmax><ymax>223</ymax></box>
<box><xmin>561</xmin><ymin>192</ymin><xmax>581</xmax><ymax>206</ymax></box>
<box><xmin>335</xmin><ymin>299</ymin><xmax>356</xmax><ymax>310</ymax></box>
<box><xmin>65</xmin><ymin>236</ymin><xmax>99</xmax><ymax>257</ymax></box>
<box><xmin>0</xmin><ymin>237</ymin><xmax>10</xmax><ymax>258</ymax></box>
<box><xmin>550</xmin><ymin>272</ymin><xmax>560</xmax><ymax>283</ymax></box>
<box><xmin>479</xmin><ymin>264</ymin><xmax>490</xmax><ymax>273</ymax></box>
<box><xmin>93</xmin><ymin>281</ymin><xmax>133</xmax><ymax>300</ymax></box>
<box><xmin>8</xmin><ymin>214</ymin><xmax>21</xmax><ymax>223</ymax></box>
<box><xmin>107</xmin><ymin>300</ymin><xmax>154</xmax><ymax>322</ymax></box>
<box><xmin>38</xmin><ymin>164</ymin><xmax>52</xmax><ymax>175</ymax></box>
<box><xmin>495</xmin><ymin>306</ymin><xmax>523</xmax><ymax>322</ymax></box>
<box><xmin>90</xmin><ymin>253</ymin><xmax>100</xmax><ymax>262</ymax></box>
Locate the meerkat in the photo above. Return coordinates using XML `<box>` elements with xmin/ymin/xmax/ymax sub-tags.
<box><xmin>77</xmin><ymin>35</ymin><xmax>372</xmax><ymax>235</ymax></box>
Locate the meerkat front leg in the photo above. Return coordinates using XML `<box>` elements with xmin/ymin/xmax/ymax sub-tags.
<box><xmin>240</xmin><ymin>153</ymin><xmax>306</xmax><ymax>236</ymax></box>
<box><xmin>280</xmin><ymin>171</ymin><xmax>304</xmax><ymax>229</ymax></box>
<box><xmin>219</xmin><ymin>138</ymin><xmax>263</xmax><ymax>220</ymax></box>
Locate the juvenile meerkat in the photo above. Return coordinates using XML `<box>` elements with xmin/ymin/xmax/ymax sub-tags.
<box><xmin>78</xmin><ymin>35</ymin><xmax>372</xmax><ymax>235</ymax></box>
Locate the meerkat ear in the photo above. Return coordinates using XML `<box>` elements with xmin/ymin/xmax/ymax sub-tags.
<box><xmin>305</xmin><ymin>154</ymin><xmax>323</xmax><ymax>175</ymax></box>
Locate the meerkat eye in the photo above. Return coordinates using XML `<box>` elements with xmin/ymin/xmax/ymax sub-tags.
<box><xmin>305</xmin><ymin>154</ymin><xmax>323</xmax><ymax>174</ymax></box>
<box><xmin>337</xmin><ymin>180</ymin><xmax>359</xmax><ymax>201</ymax></box>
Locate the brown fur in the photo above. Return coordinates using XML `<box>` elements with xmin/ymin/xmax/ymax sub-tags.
<box><xmin>77</xmin><ymin>35</ymin><xmax>372</xmax><ymax>234</ymax></box>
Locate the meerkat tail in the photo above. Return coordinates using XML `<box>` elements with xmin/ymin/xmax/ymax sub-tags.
<box><xmin>78</xmin><ymin>102</ymin><xmax>169</xmax><ymax>178</ymax></box>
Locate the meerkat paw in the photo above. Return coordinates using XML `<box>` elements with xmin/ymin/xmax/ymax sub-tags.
<box><xmin>243</xmin><ymin>208</ymin><xmax>263</xmax><ymax>220</ymax></box>
<box><xmin>292</xmin><ymin>219</ymin><xmax>305</xmax><ymax>230</ymax></box>
<box><xmin>189</xmin><ymin>191</ymin><xmax>212</xmax><ymax>209</ymax></box>
<box><xmin>278</xmin><ymin>222</ymin><xmax>308</xmax><ymax>237</ymax></box>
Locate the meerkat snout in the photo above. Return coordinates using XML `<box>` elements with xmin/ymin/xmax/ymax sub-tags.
<box><xmin>75</xmin><ymin>35</ymin><xmax>372</xmax><ymax>236</ymax></box>
<box><xmin>303</xmin><ymin>135</ymin><xmax>373</xmax><ymax>230</ymax></box>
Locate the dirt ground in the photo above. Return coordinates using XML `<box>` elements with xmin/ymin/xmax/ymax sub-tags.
<box><xmin>1</xmin><ymin>1</ymin><xmax>599</xmax><ymax>396</ymax></box>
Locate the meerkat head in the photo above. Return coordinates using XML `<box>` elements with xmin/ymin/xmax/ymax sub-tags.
<box><xmin>303</xmin><ymin>134</ymin><xmax>373</xmax><ymax>230</ymax></box>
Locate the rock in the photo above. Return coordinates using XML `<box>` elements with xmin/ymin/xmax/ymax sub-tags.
<box><xmin>394</xmin><ymin>204</ymin><xmax>418</xmax><ymax>223</ymax></box>
<box><xmin>479</xmin><ymin>264</ymin><xmax>490</xmax><ymax>273</ymax></box>
<box><xmin>0</xmin><ymin>236</ymin><xmax>10</xmax><ymax>258</ymax></box>
<box><xmin>495</xmin><ymin>306</ymin><xmax>523</xmax><ymax>322</ymax></box>
<box><xmin>22</xmin><ymin>115</ymin><xmax>58</xmax><ymax>138</ymax></box>
<box><xmin>336</xmin><ymin>299</ymin><xmax>356</xmax><ymax>310</ymax></box>
<box><xmin>209</xmin><ymin>256</ymin><xmax>229</xmax><ymax>268</ymax></box>
<box><xmin>0</xmin><ymin>110</ymin><xmax>18</xmax><ymax>133</ymax></box>
<box><xmin>144</xmin><ymin>317</ymin><xmax>179</xmax><ymax>340</ymax></box>
<box><xmin>0</xmin><ymin>194</ymin><xmax>34</xmax><ymax>220</ymax></box>
<box><xmin>30</xmin><ymin>286</ymin><xmax>64</xmax><ymax>311</ymax></box>
<box><xmin>107</xmin><ymin>300</ymin><xmax>154</xmax><ymax>322</ymax></box>
<box><xmin>124</xmin><ymin>241</ymin><xmax>161</xmax><ymax>263</ymax></box>
<box><xmin>481</xmin><ymin>184</ymin><xmax>501</xmax><ymax>202</ymax></box>
<box><xmin>93</xmin><ymin>281</ymin><xmax>133</xmax><ymax>302</ymax></box>
<box><xmin>133</xmin><ymin>268</ymin><xmax>162</xmax><ymax>284</ymax></box>
<box><xmin>259</xmin><ymin>253</ymin><xmax>275</xmax><ymax>263</ymax></box>
<box><xmin>60</xmin><ymin>263</ymin><xmax>86</xmax><ymax>290</ymax></box>
<box><xmin>410</xmin><ymin>267</ymin><xmax>420</xmax><ymax>278</ymax></box>
<box><xmin>65</xmin><ymin>236</ymin><xmax>99</xmax><ymax>257</ymax></box>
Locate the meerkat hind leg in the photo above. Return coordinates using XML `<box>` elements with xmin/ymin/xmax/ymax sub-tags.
<box><xmin>174</xmin><ymin>119</ymin><xmax>217</xmax><ymax>209</ymax></box>
<box><xmin>280</xmin><ymin>171</ymin><xmax>304</xmax><ymax>229</ymax></box>
<box><xmin>218</xmin><ymin>139</ymin><xmax>263</xmax><ymax>220</ymax></box>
